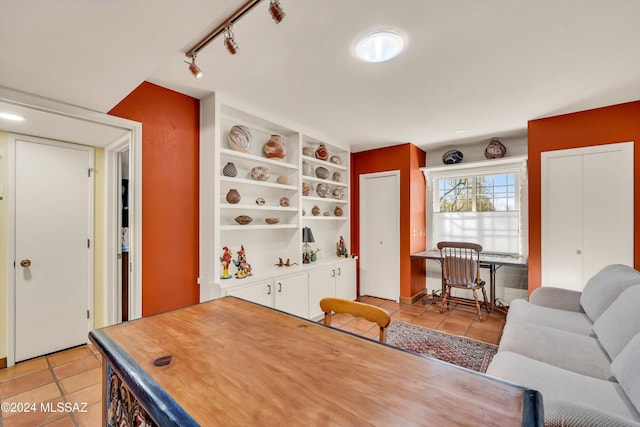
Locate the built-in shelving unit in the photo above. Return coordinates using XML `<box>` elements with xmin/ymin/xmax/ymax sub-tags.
<box><xmin>199</xmin><ymin>93</ymin><xmax>353</xmax><ymax>309</ymax></box>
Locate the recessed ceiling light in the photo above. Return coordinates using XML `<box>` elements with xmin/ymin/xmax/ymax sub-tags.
<box><xmin>454</xmin><ymin>129</ymin><xmax>468</xmax><ymax>134</ymax></box>
<box><xmin>0</xmin><ymin>112</ymin><xmax>25</xmax><ymax>121</ymax></box>
<box><xmin>355</xmin><ymin>30</ymin><xmax>404</xmax><ymax>63</ymax></box>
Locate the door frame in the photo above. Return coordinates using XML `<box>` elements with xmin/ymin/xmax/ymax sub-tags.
<box><xmin>7</xmin><ymin>135</ymin><xmax>95</xmax><ymax>364</ymax></box>
<box><xmin>359</xmin><ymin>170</ymin><xmax>400</xmax><ymax>301</ymax></box>
<box><xmin>1</xmin><ymin>89</ymin><xmax>142</xmax><ymax>367</ymax></box>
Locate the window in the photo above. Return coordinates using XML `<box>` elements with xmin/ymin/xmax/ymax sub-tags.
<box><xmin>424</xmin><ymin>158</ymin><xmax>527</xmax><ymax>256</ymax></box>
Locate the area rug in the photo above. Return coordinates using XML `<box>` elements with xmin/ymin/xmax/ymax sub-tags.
<box><xmin>386</xmin><ymin>321</ymin><xmax>498</xmax><ymax>373</ymax></box>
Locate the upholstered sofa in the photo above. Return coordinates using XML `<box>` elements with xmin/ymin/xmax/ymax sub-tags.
<box><xmin>486</xmin><ymin>264</ymin><xmax>640</xmax><ymax>426</ymax></box>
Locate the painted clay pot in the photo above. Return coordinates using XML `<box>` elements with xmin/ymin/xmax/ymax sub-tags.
<box><xmin>256</xmin><ymin>197</ymin><xmax>265</xmax><ymax>206</ymax></box>
<box><xmin>332</xmin><ymin>188</ymin><xmax>344</xmax><ymax>200</ymax></box>
<box><xmin>330</xmin><ymin>155</ymin><xmax>342</xmax><ymax>165</ymax></box>
<box><xmin>332</xmin><ymin>171</ymin><xmax>341</xmax><ymax>182</ymax></box>
<box><xmin>279</xmin><ymin>197</ymin><xmax>290</xmax><ymax>207</ymax></box>
<box><xmin>315</xmin><ymin>166</ymin><xmax>329</xmax><ymax>179</ymax></box>
<box><xmin>223</xmin><ymin>162</ymin><xmax>238</xmax><ymax>177</ymax></box>
<box><xmin>315</xmin><ymin>144</ymin><xmax>329</xmax><ymax>161</ymax></box>
<box><xmin>442</xmin><ymin>149</ymin><xmax>463</xmax><ymax>165</ymax></box>
<box><xmin>228</xmin><ymin>125</ymin><xmax>252</xmax><ymax>153</ymax></box>
<box><xmin>316</xmin><ymin>183</ymin><xmax>329</xmax><ymax>198</ymax></box>
<box><xmin>276</xmin><ymin>175</ymin><xmax>289</xmax><ymax>185</ymax></box>
<box><xmin>226</xmin><ymin>189</ymin><xmax>241</xmax><ymax>204</ymax></box>
<box><xmin>302</xmin><ymin>161</ymin><xmax>313</xmax><ymax>176</ymax></box>
<box><xmin>250</xmin><ymin>166</ymin><xmax>270</xmax><ymax>181</ymax></box>
<box><xmin>263</xmin><ymin>135</ymin><xmax>286</xmax><ymax>159</ymax></box>
<box><xmin>334</xmin><ymin>206</ymin><xmax>344</xmax><ymax>217</ymax></box>
<box><xmin>302</xmin><ymin>146</ymin><xmax>313</xmax><ymax>157</ymax></box>
<box><xmin>265</xmin><ymin>217</ymin><xmax>280</xmax><ymax>224</ymax></box>
<box><xmin>234</xmin><ymin>215</ymin><xmax>253</xmax><ymax>225</ymax></box>
<box><xmin>302</xmin><ymin>182</ymin><xmax>311</xmax><ymax>196</ymax></box>
<box><xmin>311</xmin><ymin>205</ymin><xmax>321</xmax><ymax>216</ymax></box>
<box><xmin>485</xmin><ymin>138</ymin><xmax>507</xmax><ymax>159</ymax></box>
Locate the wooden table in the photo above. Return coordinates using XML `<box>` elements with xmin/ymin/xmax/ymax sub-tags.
<box><xmin>89</xmin><ymin>297</ymin><xmax>542</xmax><ymax>426</ymax></box>
<box><xmin>411</xmin><ymin>250</ymin><xmax>528</xmax><ymax>311</ymax></box>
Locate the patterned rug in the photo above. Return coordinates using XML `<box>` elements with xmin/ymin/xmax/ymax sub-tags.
<box><xmin>386</xmin><ymin>321</ymin><xmax>498</xmax><ymax>373</ymax></box>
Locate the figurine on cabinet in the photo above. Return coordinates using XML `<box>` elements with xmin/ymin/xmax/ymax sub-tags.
<box><xmin>220</xmin><ymin>246</ymin><xmax>233</xmax><ymax>279</ymax></box>
<box><xmin>336</xmin><ymin>236</ymin><xmax>348</xmax><ymax>257</ymax></box>
<box><xmin>233</xmin><ymin>245</ymin><xmax>253</xmax><ymax>279</ymax></box>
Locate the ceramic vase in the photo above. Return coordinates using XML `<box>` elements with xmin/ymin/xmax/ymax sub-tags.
<box><xmin>316</xmin><ymin>183</ymin><xmax>329</xmax><ymax>198</ymax></box>
<box><xmin>250</xmin><ymin>166</ymin><xmax>270</xmax><ymax>181</ymax></box>
<box><xmin>334</xmin><ymin>206</ymin><xmax>343</xmax><ymax>217</ymax></box>
<box><xmin>226</xmin><ymin>189</ymin><xmax>241</xmax><ymax>204</ymax></box>
<box><xmin>311</xmin><ymin>205</ymin><xmax>321</xmax><ymax>216</ymax></box>
<box><xmin>263</xmin><ymin>135</ymin><xmax>287</xmax><ymax>159</ymax></box>
<box><xmin>228</xmin><ymin>125</ymin><xmax>252</xmax><ymax>153</ymax></box>
<box><xmin>315</xmin><ymin>144</ymin><xmax>329</xmax><ymax>161</ymax></box>
<box><xmin>223</xmin><ymin>162</ymin><xmax>238</xmax><ymax>177</ymax></box>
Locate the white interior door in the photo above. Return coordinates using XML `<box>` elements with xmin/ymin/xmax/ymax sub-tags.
<box><xmin>14</xmin><ymin>137</ymin><xmax>93</xmax><ymax>362</ymax></box>
<box><xmin>359</xmin><ymin>171</ymin><xmax>400</xmax><ymax>301</ymax></box>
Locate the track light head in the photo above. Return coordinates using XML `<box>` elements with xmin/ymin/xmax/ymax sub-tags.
<box><xmin>224</xmin><ymin>26</ymin><xmax>239</xmax><ymax>55</ymax></box>
<box><xmin>187</xmin><ymin>55</ymin><xmax>203</xmax><ymax>78</ymax></box>
<box><xmin>269</xmin><ymin>0</ymin><xmax>285</xmax><ymax>24</ymax></box>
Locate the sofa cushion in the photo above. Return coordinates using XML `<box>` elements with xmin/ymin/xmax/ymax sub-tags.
<box><xmin>498</xmin><ymin>321</ymin><xmax>613</xmax><ymax>380</ymax></box>
<box><xmin>486</xmin><ymin>351</ymin><xmax>640</xmax><ymax>422</ymax></box>
<box><xmin>544</xmin><ymin>399</ymin><xmax>640</xmax><ymax>427</ymax></box>
<box><xmin>611</xmin><ymin>334</ymin><xmax>640</xmax><ymax>415</ymax></box>
<box><xmin>593</xmin><ymin>285</ymin><xmax>640</xmax><ymax>360</ymax></box>
<box><xmin>507</xmin><ymin>299</ymin><xmax>594</xmax><ymax>336</ymax></box>
<box><xmin>581</xmin><ymin>264</ymin><xmax>640</xmax><ymax>322</ymax></box>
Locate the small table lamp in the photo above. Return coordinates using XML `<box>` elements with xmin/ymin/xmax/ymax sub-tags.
<box><xmin>302</xmin><ymin>226</ymin><xmax>315</xmax><ymax>264</ymax></box>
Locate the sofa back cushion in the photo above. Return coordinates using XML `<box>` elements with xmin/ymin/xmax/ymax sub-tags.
<box><xmin>592</xmin><ymin>285</ymin><xmax>640</xmax><ymax>360</ymax></box>
<box><xmin>580</xmin><ymin>264</ymin><xmax>640</xmax><ymax>321</ymax></box>
<box><xmin>611</xmin><ymin>333</ymin><xmax>640</xmax><ymax>414</ymax></box>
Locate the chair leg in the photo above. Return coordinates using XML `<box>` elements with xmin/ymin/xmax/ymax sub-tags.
<box><xmin>440</xmin><ymin>287</ymin><xmax>450</xmax><ymax>314</ymax></box>
<box><xmin>481</xmin><ymin>287</ymin><xmax>490</xmax><ymax>313</ymax></box>
<box><xmin>472</xmin><ymin>289</ymin><xmax>483</xmax><ymax>321</ymax></box>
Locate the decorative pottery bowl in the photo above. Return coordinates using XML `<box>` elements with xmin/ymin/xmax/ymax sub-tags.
<box><xmin>265</xmin><ymin>217</ymin><xmax>280</xmax><ymax>224</ymax></box>
<box><xmin>332</xmin><ymin>171</ymin><xmax>341</xmax><ymax>182</ymax></box>
<box><xmin>332</xmin><ymin>188</ymin><xmax>344</xmax><ymax>200</ymax></box>
<box><xmin>334</xmin><ymin>206</ymin><xmax>344</xmax><ymax>217</ymax></box>
<box><xmin>263</xmin><ymin>135</ymin><xmax>286</xmax><ymax>159</ymax></box>
<box><xmin>302</xmin><ymin>146</ymin><xmax>314</xmax><ymax>157</ymax></box>
<box><xmin>311</xmin><ymin>205</ymin><xmax>321</xmax><ymax>216</ymax></box>
<box><xmin>255</xmin><ymin>197</ymin><xmax>265</xmax><ymax>206</ymax></box>
<box><xmin>330</xmin><ymin>155</ymin><xmax>342</xmax><ymax>165</ymax></box>
<box><xmin>234</xmin><ymin>215</ymin><xmax>253</xmax><ymax>225</ymax></box>
<box><xmin>316</xmin><ymin>183</ymin><xmax>329</xmax><ymax>198</ymax></box>
<box><xmin>279</xmin><ymin>197</ymin><xmax>290</xmax><ymax>207</ymax></box>
<box><xmin>315</xmin><ymin>144</ymin><xmax>329</xmax><ymax>161</ymax></box>
<box><xmin>276</xmin><ymin>175</ymin><xmax>289</xmax><ymax>185</ymax></box>
<box><xmin>228</xmin><ymin>125</ymin><xmax>252</xmax><ymax>153</ymax></box>
<box><xmin>315</xmin><ymin>166</ymin><xmax>329</xmax><ymax>179</ymax></box>
<box><xmin>485</xmin><ymin>138</ymin><xmax>507</xmax><ymax>159</ymax></box>
<box><xmin>250</xmin><ymin>166</ymin><xmax>270</xmax><ymax>181</ymax></box>
<box><xmin>442</xmin><ymin>149</ymin><xmax>464</xmax><ymax>165</ymax></box>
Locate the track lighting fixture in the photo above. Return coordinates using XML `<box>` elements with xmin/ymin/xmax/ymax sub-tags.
<box><xmin>224</xmin><ymin>26</ymin><xmax>239</xmax><ymax>55</ymax></box>
<box><xmin>184</xmin><ymin>0</ymin><xmax>286</xmax><ymax>77</ymax></box>
<box><xmin>269</xmin><ymin>0</ymin><xmax>285</xmax><ymax>24</ymax></box>
<box><xmin>186</xmin><ymin>55</ymin><xmax>203</xmax><ymax>78</ymax></box>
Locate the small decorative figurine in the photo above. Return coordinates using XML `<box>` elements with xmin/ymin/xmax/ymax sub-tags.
<box><xmin>220</xmin><ymin>246</ymin><xmax>233</xmax><ymax>279</ymax></box>
<box><xmin>336</xmin><ymin>236</ymin><xmax>348</xmax><ymax>257</ymax></box>
<box><xmin>233</xmin><ymin>245</ymin><xmax>253</xmax><ymax>278</ymax></box>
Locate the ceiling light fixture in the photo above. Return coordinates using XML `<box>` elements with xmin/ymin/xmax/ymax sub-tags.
<box><xmin>0</xmin><ymin>112</ymin><xmax>25</xmax><ymax>121</ymax></box>
<box><xmin>185</xmin><ymin>0</ymin><xmax>286</xmax><ymax>77</ymax></box>
<box><xmin>224</xmin><ymin>26</ymin><xmax>239</xmax><ymax>55</ymax></box>
<box><xmin>355</xmin><ymin>30</ymin><xmax>404</xmax><ymax>63</ymax></box>
<box><xmin>186</xmin><ymin>55</ymin><xmax>203</xmax><ymax>78</ymax></box>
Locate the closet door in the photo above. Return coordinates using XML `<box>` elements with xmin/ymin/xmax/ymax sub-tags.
<box><xmin>541</xmin><ymin>142</ymin><xmax>634</xmax><ymax>291</ymax></box>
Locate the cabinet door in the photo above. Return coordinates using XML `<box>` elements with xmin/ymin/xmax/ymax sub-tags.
<box><xmin>226</xmin><ymin>280</ymin><xmax>273</xmax><ymax>308</ymax></box>
<box><xmin>274</xmin><ymin>274</ymin><xmax>309</xmax><ymax>318</ymax></box>
<box><xmin>335</xmin><ymin>261</ymin><xmax>356</xmax><ymax>301</ymax></box>
<box><xmin>308</xmin><ymin>267</ymin><xmax>336</xmax><ymax>319</ymax></box>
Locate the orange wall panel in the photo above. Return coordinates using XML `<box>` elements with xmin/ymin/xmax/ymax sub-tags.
<box><xmin>109</xmin><ymin>82</ymin><xmax>200</xmax><ymax>316</ymax></box>
<box><xmin>528</xmin><ymin>100</ymin><xmax>640</xmax><ymax>294</ymax></box>
<box><xmin>351</xmin><ymin>143</ymin><xmax>426</xmax><ymax>300</ymax></box>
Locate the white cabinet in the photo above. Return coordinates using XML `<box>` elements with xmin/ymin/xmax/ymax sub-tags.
<box><xmin>226</xmin><ymin>280</ymin><xmax>273</xmax><ymax>307</ymax></box>
<box><xmin>274</xmin><ymin>273</ymin><xmax>309</xmax><ymax>318</ymax></box>
<box><xmin>308</xmin><ymin>259</ymin><xmax>357</xmax><ymax>319</ymax></box>
<box><xmin>541</xmin><ymin>142</ymin><xmax>634</xmax><ymax>290</ymax></box>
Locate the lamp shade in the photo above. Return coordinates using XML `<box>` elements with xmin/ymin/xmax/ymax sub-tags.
<box><xmin>302</xmin><ymin>227</ymin><xmax>315</xmax><ymax>243</ymax></box>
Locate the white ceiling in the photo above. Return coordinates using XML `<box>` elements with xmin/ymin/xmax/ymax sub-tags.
<box><xmin>1</xmin><ymin>0</ymin><xmax>639</xmax><ymax>152</ymax></box>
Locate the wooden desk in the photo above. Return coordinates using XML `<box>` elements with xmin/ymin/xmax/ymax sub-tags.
<box><xmin>89</xmin><ymin>297</ymin><xmax>541</xmax><ymax>426</ymax></box>
<box><xmin>411</xmin><ymin>250</ymin><xmax>528</xmax><ymax>311</ymax></box>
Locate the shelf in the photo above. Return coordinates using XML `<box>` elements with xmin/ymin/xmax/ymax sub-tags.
<box><xmin>221</xmin><ymin>204</ymin><xmax>298</xmax><ymax>212</ymax></box>
<box><xmin>221</xmin><ymin>224</ymin><xmax>298</xmax><ymax>231</ymax></box>
<box><xmin>221</xmin><ymin>148</ymin><xmax>298</xmax><ymax>172</ymax></box>
<box><xmin>220</xmin><ymin>176</ymin><xmax>297</xmax><ymax>191</ymax></box>
<box><xmin>301</xmin><ymin>175</ymin><xmax>347</xmax><ymax>188</ymax></box>
<box><xmin>302</xmin><ymin>216</ymin><xmax>348</xmax><ymax>221</ymax></box>
<box><xmin>303</xmin><ymin>196</ymin><xmax>347</xmax><ymax>204</ymax></box>
<box><xmin>302</xmin><ymin>155</ymin><xmax>348</xmax><ymax>171</ymax></box>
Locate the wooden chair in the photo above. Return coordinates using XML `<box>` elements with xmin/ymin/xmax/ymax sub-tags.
<box><xmin>319</xmin><ymin>297</ymin><xmax>391</xmax><ymax>343</ymax></box>
<box><xmin>437</xmin><ymin>241</ymin><xmax>490</xmax><ymax>320</ymax></box>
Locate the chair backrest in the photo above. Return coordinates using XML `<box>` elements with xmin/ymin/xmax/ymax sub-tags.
<box><xmin>437</xmin><ymin>241</ymin><xmax>483</xmax><ymax>287</ymax></box>
<box><xmin>319</xmin><ymin>297</ymin><xmax>391</xmax><ymax>343</ymax></box>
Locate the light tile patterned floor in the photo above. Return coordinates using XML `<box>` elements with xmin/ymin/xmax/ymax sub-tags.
<box><xmin>0</xmin><ymin>296</ymin><xmax>505</xmax><ymax>426</ymax></box>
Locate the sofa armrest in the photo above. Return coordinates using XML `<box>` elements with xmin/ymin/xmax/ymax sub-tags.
<box><xmin>529</xmin><ymin>287</ymin><xmax>583</xmax><ymax>312</ymax></box>
<box><xmin>544</xmin><ymin>399</ymin><xmax>640</xmax><ymax>427</ymax></box>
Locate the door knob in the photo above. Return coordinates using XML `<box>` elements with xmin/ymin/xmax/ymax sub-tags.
<box><xmin>20</xmin><ymin>259</ymin><xmax>31</xmax><ymax>268</ymax></box>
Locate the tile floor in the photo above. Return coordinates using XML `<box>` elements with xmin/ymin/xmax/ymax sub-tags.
<box><xmin>0</xmin><ymin>296</ymin><xmax>505</xmax><ymax>426</ymax></box>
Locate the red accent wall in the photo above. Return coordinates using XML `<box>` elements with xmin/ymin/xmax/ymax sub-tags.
<box><xmin>351</xmin><ymin>143</ymin><xmax>426</xmax><ymax>301</ymax></box>
<box><xmin>109</xmin><ymin>82</ymin><xmax>200</xmax><ymax>316</ymax></box>
<box><xmin>528</xmin><ymin>100</ymin><xmax>640</xmax><ymax>294</ymax></box>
